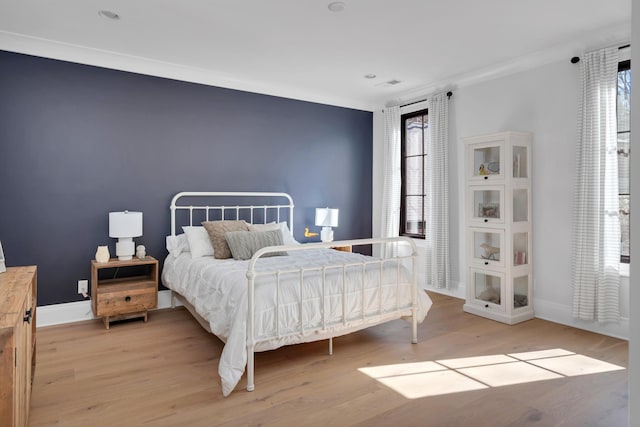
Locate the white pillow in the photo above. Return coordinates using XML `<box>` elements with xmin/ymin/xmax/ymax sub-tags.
<box><xmin>166</xmin><ymin>234</ymin><xmax>190</xmax><ymax>257</ymax></box>
<box><xmin>278</xmin><ymin>222</ymin><xmax>299</xmax><ymax>246</ymax></box>
<box><xmin>182</xmin><ymin>226</ymin><xmax>214</xmax><ymax>258</ymax></box>
<box><xmin>248</xmin><ymin>222</ymin><xmax>299</xmax><ymax>246</ymax></box>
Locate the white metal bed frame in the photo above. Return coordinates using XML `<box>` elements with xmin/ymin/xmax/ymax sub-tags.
<box><xmin>168</xmin><ymin>191</ymin><xmax>419</xmax><ymax>393</ymax></box>
<box><xmin>170</xmin><ymin>191</ymin><xmax>295</xmax><ymax>236</ymax></box>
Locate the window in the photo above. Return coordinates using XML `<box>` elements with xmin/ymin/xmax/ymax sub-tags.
<box><xmin>400</xmin><ymin>109</ymin><xmax>428</xmax><ymax>238</ymax></box>
<box><xmin>617</xmin><ymin>59</ymin><xmax>631</xmax><ymax>263</ymax></box>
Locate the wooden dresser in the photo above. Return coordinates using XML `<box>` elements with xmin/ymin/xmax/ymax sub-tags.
<box><xmin>0</xmin><ymin>266</ymin><xmax>37</xmax><ymax>427</ymax></box>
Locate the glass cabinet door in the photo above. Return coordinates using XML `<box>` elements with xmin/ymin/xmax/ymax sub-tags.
<box><xmin>512</xmin><ymin>145</ymin><xmax>529</xmax><ymax>179</ymax></box>
<box><xmin>512</xmin><ymin>188</ymin><xmax>529</xmax><ymax>222</ymax></box>
<box><xmin>470</xmin><ymin>142</ymin><xmax>503</xmax><ymax>181</ymax></box>
<box><xmin>470</xmin><ymin>186</ymin><xmax>504</xmax><ymax>224</ymax></box>
<box><xmin>470</xmin><ymin>269</ymin><xmax>504</xmax><ymax>310</ymax></box>
<box><xmin>513</xmin><ymin>232</ymin><xmax>529</xmax><ymax>266</ymax></box>
<box><xmin>470</xmin><ymin>228</ymin><xmax>504</xmax><ymax>267</ymax></box>
<box><xmin>513</xmin><ymin>275</ymin><xmax>531</xmax><ymax>310</ymax></box>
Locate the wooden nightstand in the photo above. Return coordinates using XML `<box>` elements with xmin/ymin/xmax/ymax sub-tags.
<box><xmin>332</xmin><ymin>245</ymin><xmax>352</xmax><ymax>252</ymax></box>
<box><xmin>91</xmin><ymin>256</ymin><xmax>158</xmax><ymax>329</ymax></box>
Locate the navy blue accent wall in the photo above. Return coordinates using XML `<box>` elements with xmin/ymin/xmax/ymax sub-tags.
<box><xmin>0</xmin><ymin>51</ymin><xmax>373</xmax><ymax>306</ymax></box>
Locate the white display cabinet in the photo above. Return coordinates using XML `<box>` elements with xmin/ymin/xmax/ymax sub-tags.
<box><xmin>463</xmin><ymin>131</ymin><xmax>533</xmax><ymax>324</ymax></box>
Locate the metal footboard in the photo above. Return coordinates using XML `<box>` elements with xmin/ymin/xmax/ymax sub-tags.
<box><xmin>244</xmin><ymin>236</ymin><xmax>418</xmax><ymax>392</ymax></box>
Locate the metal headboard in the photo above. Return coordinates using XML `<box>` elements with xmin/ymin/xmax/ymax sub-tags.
<box><xmin>169</xmin><ymin>192</ymin><xmax>295</xmax><ymax>236</ymax></box>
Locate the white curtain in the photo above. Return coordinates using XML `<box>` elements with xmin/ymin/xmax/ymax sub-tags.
<box><xmin>426</xmin><ymin>92</ymin><xmax>451</xmax><ymax>289</ymax></box>
<box><xmin>571</xmin><ymin>47</ymin><xmax>621</xmax><ymax>323</ymax></box>
<box><xmin>380</xmin><ymin>106</ymin><xmax>401</xmax><ymax>257</ymax></box>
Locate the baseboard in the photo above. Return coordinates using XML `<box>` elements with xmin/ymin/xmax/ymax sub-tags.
<box><xmin>533</xmin><ymin>297</ymin><xmax>629</xmax><ymax>340</ymax></box>
<box><xmin>36</xmin><ymin>290</ymin><xmax>180</xmax><ymax>328</ymax></box>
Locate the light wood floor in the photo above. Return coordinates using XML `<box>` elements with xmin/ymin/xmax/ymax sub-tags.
<box><xmin>28</xmin><ymin>292</ymin><xmax>628</xmax><ymax>427</ymax></box>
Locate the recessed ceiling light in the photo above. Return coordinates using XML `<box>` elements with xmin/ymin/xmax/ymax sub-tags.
<box><xmin>98</xmin><ymin>10</ymin><xmax>120</xmax><ymax>20</ymax></box>
<box><xmin>364</xmin><ymin>74</ymin><xmax>377</xmax><ymax>79</ymax></box>
<box><xmin>328</xmin><ymin>2</ymin><xmax>346</xmax><ymax>12</ymax></box>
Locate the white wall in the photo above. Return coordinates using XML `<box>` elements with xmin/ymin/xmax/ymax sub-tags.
<box><xmin>373</xmin><ymin>57</ymin><xmax>630</xmax><ymax>339</ymax></box>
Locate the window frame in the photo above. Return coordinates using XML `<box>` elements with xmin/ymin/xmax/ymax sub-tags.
<box><xmin>617</xmin><ymin>59</ymin><xmax>631</xmax><ymax>264</ymax></box>
<box><xmin>400</xmin><ymin>108</ymin><xmax>428</xmax><ymax>239</ymax></box>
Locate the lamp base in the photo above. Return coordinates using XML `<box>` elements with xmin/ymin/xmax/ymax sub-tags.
<box><xmin>320</xmin><ymin>227</ymin><xmax>334</xmax><ymax>243</ymax></box>
<box><xmin>115</xmin><ymin>238</ymin><xmax>135</xmax><ymax>261</ymax></box>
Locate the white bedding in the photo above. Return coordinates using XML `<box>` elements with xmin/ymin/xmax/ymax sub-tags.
<box><xmin>162</xmin><ymin>248</ymin><xmax>432</xmax><ymax>396</ymax></box>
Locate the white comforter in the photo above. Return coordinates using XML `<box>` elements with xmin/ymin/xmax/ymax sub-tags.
<box><xmin>162</xmin><ymin>248</ymin><xmax>432</xmax><ymax>396</ymax></box>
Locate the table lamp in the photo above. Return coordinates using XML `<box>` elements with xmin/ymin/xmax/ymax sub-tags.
<box><xmin>315</xmin><ymin>208</ymin><xmax>339</xmax><ymax>242</ymax></box>
<box><xmin>109</xmin><ymin>211</ymin><xmax>143</xmax><ymax>260</ymax></box>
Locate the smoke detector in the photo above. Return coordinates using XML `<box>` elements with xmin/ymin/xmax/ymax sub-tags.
<box><xmin>328</xmin><ymin>2</ymin><xmax>346</xmax><ymax>12</ymax></box>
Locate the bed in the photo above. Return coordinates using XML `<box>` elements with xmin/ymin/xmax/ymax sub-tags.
<box><xmin>161</xmin><ymin>192</ymin><xmax>432</xmax><ymax>396</ymax></box>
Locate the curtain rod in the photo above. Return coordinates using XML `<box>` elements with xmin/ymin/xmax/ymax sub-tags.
<box><xmin>570</xmin><ymin>44</ymin><xmax>630</xmax><ymax>64</ymax></box>
<box><xmin>400</xmin><ymin>91</ymin><xmax>453</xmax><ymax>108</ymax></box>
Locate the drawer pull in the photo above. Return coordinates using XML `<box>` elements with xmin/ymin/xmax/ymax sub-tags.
<box><xmin>485</xmin><ymin>304</ymin><xmax>489</xmax><ymax>308</ymax></box>
<box><xmin>484</xmin><ymin>218</ymin><xmax>489</xmax><ymax>223</ymax></box>
<box><xmin>484</xmin><ymin>176</ymin><xmax>488</xmax><ymax>180</ymax></box>
<box><xmin>125</xmin><ymin>296</ymin><xmax>131</xmax><ymax>302</ymax></box>
<box><xmin>484</xmin><ymin>261</ymin><xmax>489</xmax><ymax>265</ymax></box>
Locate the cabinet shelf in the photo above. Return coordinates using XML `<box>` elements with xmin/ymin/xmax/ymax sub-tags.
<box><xmin>96</xmin><ymin>277</ymin><xmax>156</xmax><ymax>290</ymax></box>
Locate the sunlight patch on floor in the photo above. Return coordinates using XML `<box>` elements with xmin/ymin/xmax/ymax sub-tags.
<box><xmin>458</xmin><ymin>361</ymin><xmax>562</xmax><ymax>387</ymax></box>
<box><xmin>377</xmin><ymin>370</ymin><xmax>488</xmax><ymax>399</ymax></box>
<box><xmin>437</xmin><ymin>354</ymin><xmax>516</xmax><ymax>369</ymax></box>
<box><xmin>359</xmin><ymin>360</ymin><xmax>446</xmax><ymax>378</ymax></box>
<box><xmin>508</xmin><ymin>348</ymin><xmax>575</xmax><ymax>360</ymax></box>
<box><xmin>358</xmin><ymin>348</ymin><xmax>625</xmax><ymax>399</ymax></box>
<box><xmin>526</xmin><ymin>354</ymin><xmax>625</xmax><ymax>376</ymax></box>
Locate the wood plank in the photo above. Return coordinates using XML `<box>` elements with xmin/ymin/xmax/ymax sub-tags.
<box><xmin>28</xmin><ymin>292</ymin><xmax>628</xmax><ymax>426</ymax></box>
<box><xmin>0</xmin><ymin>329</ymin><xmax>16</xmax><ymax>425</ymax></box>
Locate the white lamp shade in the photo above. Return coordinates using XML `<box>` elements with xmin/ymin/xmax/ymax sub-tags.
<box><xmin>315</xmin><ymin>208</ymin><xmax>339</xmax><ymax>228</ymax></box>
<box><xmin>109</xmin><ymin>211</ymin><xmax>143</xmax><ymax>238</ymax></box>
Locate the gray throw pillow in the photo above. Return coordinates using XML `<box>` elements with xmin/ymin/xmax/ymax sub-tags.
<box><xmin>202</xmin><ymin>220</ymin><xmax>249</xmax><ymax>259</ymax></box>
<box><xmin>225</xmin><ymin>229</ymin><xmax>287</xmax><ymax>260</ymax></box>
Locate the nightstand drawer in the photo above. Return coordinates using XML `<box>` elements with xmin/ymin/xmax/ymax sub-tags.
<box><xmin>96</xmin><ymin>282</ymin><xmax>156</xmax><ymax>317</ymax></box>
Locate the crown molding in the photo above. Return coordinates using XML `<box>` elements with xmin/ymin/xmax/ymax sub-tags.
<box><xmin>386</xmin><ymin>22</ymin><xmax>631</xmax><ymax>109</ymax></box>
<box><xmin>0</xmin><ymin>30</ymin><xmax>373</xmax><ymax>112</ymax></box>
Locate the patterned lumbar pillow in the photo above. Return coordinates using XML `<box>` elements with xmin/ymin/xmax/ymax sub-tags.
<box><xmin>225</xmin><ymin>229</ymin><xmax>287</xmax><ymax>261</ymax></box>
<box><xmin>202</xmin><ymin>220</ymin><xmax>249</xmax><ymax>259</ymax></box>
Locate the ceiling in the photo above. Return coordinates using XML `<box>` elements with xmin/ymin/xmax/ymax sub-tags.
<box><xmin>0</xmin><ymin>0</ymin><xmax>631</xmax><ymax>111</ymax></box>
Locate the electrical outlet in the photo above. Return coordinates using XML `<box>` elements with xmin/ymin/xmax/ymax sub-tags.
<box><xmin>78</xmin><ymin>279</ymin><xmax>88</xmax><ymax>295</ymax></box>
